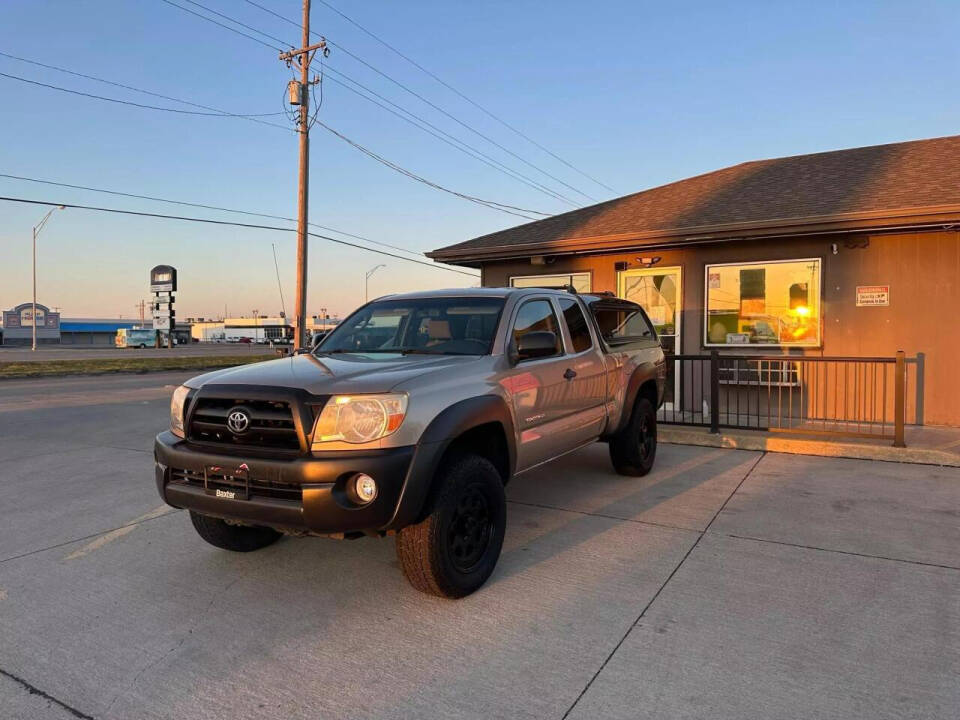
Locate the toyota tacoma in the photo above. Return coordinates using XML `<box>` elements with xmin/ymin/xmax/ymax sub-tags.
<box><xmin>154</xmin><ymin>287</ymin><xmax>664</xmax><ymax>598</ymax></box>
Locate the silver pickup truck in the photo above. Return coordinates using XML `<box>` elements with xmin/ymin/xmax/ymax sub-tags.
<box><xmin>154</xmin><ymin>287</ymin><xmax>665</xmax><ymax>597</ymax></box>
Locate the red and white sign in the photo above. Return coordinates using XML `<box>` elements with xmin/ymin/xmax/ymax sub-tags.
<box><xmin>856</xmin><ymin>285</ymin><xmax>890</xmax><ymax>307</ymax></box>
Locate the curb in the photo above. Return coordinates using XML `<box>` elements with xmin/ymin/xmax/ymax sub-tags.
<box><xmin>659</xmin><ymin>426</ymin><xmax>960</xmax><ymax>467</ymax></box>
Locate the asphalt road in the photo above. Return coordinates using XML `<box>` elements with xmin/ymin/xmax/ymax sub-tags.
<box><xmin>0</xmin><ymin>374</ymin><xmax>957</xmax><ymax>719</ymax></box>
<box><xmin>0</xmin><ymin>344</ymin><xmax>280</xmax><ymax>362</ymax></box>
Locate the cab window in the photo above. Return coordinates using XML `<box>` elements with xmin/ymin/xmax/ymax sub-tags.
<box><xmin>512</xmin><ymin>300</ymin><xmax>562</xmax><ymax>358</ymax></box>
<box><xmin>558</xmin><ymin>297</ymin><xmax>593</xmax><ymax>353</ymax></box>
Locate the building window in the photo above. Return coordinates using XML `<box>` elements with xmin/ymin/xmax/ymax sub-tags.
<box><xmin>510</xmin><ymin>272</ymin><xmax>591</xmax><ymax>293</ymax></box>
<box><xmin>704</xmin><ymin>258</ymin><xmax>821</xmax><ymax>347</ymax></box>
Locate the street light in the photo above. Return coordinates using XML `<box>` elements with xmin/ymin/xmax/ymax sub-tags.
<box><xmin>365</xmin><ymin>264</ymin><xmax>386</xmax><ymax>303</ymax></box>
<box><xmin>252</xmin><ymin>309</ymin><xmax>260</xmax><ymax>344</ymax></box>
<box><xmin>32</xmin><ymin>205</ymin><xmax>65</xmax><ymax>351</ymax></box>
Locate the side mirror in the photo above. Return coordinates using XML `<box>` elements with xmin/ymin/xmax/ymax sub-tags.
<box><xmin>514</xmin><ymin>331</ymin><xmax>558</xmax><ymax>362</ymax></box>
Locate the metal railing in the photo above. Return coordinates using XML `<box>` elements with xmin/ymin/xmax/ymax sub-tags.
<box><xmin>657</xmin><ymin>351</ymin><xmax>924</xmax><ymax>447</ymax></box>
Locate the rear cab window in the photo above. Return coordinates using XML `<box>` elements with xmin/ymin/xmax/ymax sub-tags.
<box><xmin>591</xmin><ymin>302</ymin><xmax>657</xmax><ymax>348</ymax></box>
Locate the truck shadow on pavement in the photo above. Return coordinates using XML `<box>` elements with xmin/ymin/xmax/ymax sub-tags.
<box><xmin>493</xmin><ymin>442</ymin><xmax>762</xmax><ymax>583</ymax></box>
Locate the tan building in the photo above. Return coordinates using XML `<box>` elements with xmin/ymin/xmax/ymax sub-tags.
<box><xmin>430</xmin><ymin>135</ymin><xmax>960</xmax><ymax>427</ymax></box>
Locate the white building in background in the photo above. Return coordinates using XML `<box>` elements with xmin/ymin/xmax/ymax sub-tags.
<box><xmin>189</xmin><ymin>315</ymin><xmax>340</xmax><ymax>343</ymax></box>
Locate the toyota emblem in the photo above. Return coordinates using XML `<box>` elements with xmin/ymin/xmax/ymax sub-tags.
<box><xmin>227</xmin><ymin>408</ymin><xmax>251</xmax><ymax>434</ymax></box>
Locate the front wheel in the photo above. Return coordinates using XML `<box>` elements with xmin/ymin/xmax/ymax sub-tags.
<box><xmin>189</xmin><ymin>511</ymin><xmax>282</xmax><ymax>552</ymax></box>
<box><xmin>395</xmin><ymin>454</ymin><xmax>506</xmax><ymax>598</ymax></box>
<box><xmin>609</xmin><ymin>397</ymin><xmax>658</xmax><ymax>476</ymax></box>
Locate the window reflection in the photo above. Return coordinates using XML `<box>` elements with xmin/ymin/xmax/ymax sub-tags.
<box><xmin>705</xmin><ymin>259</ymin><xmax>820</xmax><ymax>346</ymax></box>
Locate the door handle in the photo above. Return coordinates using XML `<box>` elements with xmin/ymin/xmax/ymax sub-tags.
<box><xmin>563</xmin><ymin>368</ymin><xmax>577</xmax><ymax>380</ymax></box>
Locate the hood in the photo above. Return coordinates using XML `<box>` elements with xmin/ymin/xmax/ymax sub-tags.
<box><xmin>187</xmin><ymin>352</ymin><xmax>481</xmax><ymax>395</ymax></box>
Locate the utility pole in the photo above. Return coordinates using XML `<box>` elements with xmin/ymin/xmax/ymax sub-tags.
<box><xmin>279</xmin><ymin>1</ymin><xmax>326</xmax><ymax>350</ymax></box>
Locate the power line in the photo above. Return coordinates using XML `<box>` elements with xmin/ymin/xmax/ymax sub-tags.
<box><xmin>0</xmin><ymin>195</ymin><xmax>481</xmax><ymax>277</ymax></box>
<box><xmin>147</xmin><ymin>2</ymin><xmax>562</xmax><ymax>217</ymax></box>
<box><xmin>0</xmin><ymin>50</ymin><xmax>284</xmax><ymax>119</ymax></box>
<box><xmin>159</xmin><ymin>0</ymin><xmax>567</xmax><ymax>212</ymax></box>
<box><xmin>322</xmin><ymin>64</ymin><xmax>573</xmax><ymax>207</ymax></box>
<box><xmin>0</xmin><ymin>69</ymin><xmax>281</xmax><ymax>117</ymax></box>
<box><xmin>312</xmin><ymin>0</ymin><xmax>616</xmax><ymax>194</ymax></box>
<box><xmin>157</xmin><ymin>0</ymin><xmax>283</xmax><ymax>51</ymax></box>
<box><xmin>241</xmin><ymin>0</ymin><xmax>598</xmax><ymax>203</ymax></box>
<box><xmin>329</xmin><ymin>40</ymin><xmax>605</xmax><ymax>203</ymax></box>
<box><xmin>0</xmin><ymin>172</ymin><xmax>433</xmax><ymax>258</ymax></box>
<box><xmin>0</xmin><ymin>57</ymin><xmax>548</xmax><ymax>219</ymax></box>
<box><xmin>315</xmin><ymin>121</ymin><xmax>540</xmax><ymax>219</ymax></box>
<box><xmin>177</xmin><ymin>0</ymin><xmax>290</xmax><ymax>48</ymax></box>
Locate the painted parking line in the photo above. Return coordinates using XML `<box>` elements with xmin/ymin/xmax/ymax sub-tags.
<box><xmin>64</xmin><ymin>505</ymin><xmax>174</xmax><ymax>561</ymax></box>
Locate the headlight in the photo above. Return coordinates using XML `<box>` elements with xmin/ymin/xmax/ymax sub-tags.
<box><xmin>170</xmin><ymin>385</ymin><xmax>190</xmax><ymax>438</ymax></box>
<box><xmin>312</xmin><ymin>393</ymin><xmax>408</xmax><ymax>445</ymax></box>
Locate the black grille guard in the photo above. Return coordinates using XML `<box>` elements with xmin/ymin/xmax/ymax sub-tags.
<box><xmin>185</xmin><ymin>384</ymin><xmax>329</xmax><ymax>455</ymax></box>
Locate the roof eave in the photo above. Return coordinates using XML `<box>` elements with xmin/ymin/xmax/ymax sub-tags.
<box><xmin>428</xmin><ymin>204</ymin><xmax>960</xmax><ymax>264</ymax></box>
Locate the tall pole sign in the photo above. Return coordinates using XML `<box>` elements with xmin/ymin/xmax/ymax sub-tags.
<box><xmin>150</xmin><ymin>265</ymin><xmax>177</xmax><ymax>349</ymax></box>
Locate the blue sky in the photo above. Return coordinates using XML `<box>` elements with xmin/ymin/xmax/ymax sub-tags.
<box><xmin>1</xmin><ymin>0</ymin><xmax>958</xmax><ymax>319</ymax></box>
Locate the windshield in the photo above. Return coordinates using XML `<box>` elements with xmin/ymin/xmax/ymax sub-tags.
<box><xmin>316</xmin><ymin>297</ymin><xmax>505</xmax><ymax>355</ymax></box>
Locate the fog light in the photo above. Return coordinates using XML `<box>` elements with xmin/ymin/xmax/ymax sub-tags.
<box><xmin>352</xmin><ymin>473</ymin><xmax>378</xmax><ymax>503</ymax></box>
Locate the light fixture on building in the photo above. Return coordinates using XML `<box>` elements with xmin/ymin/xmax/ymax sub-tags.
<box><xmin>531</xmin><ymin>255</ymin><xmax>555</xmax><ymax>265</ymax></box>
<box><xmin>636</xmin><ymin>256</ymin><xmax>662</xmax><ymax>267</ymax></box>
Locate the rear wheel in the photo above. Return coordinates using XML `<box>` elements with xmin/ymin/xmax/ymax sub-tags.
<box><xmin>395</xmin><ymin>454</ymin><xmax>506</xmax><ymax>598</ymax></box>
<box><xmin>609</xmin><ymin>397</ymin><xmax>657</xmax><ymax>476</ymax></box>
<box><xmin>189</xmin><ymin>511</ymin><xmax>282</xmax><ymax>552</ymax></box>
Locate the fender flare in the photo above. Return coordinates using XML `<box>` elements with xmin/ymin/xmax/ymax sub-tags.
<box><xmin>384</xmin><ymin>395</ymin><xmax>516</xmax><ymax>530</ymax></box>
<box><xmin>609</xmin><ymin>366</ymin><xmax>660</xmax><ymax>437</ymax></box>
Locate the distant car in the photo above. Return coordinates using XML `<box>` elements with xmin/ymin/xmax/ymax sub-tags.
<box><xmin>238</xmin><ymin>337</ymin><xmax>253</xmax><ymax>344</ymax></box>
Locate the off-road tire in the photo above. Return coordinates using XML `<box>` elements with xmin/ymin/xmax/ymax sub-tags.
<box><xmin>609</xmin><ymin>397</ymin><xmax>657</xmax><ymax>476</ymax></box>
<box><xmin>189</xmin><ymin>511</ymin><xmax>282</xmax><ymax>552</ymax></box>
<box><xmin>395</xmin><ymin>454</ymin><xmax>506</xmax><ymax>598</ymax></box>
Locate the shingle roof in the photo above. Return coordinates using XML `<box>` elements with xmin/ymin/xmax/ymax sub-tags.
<box><xmin>429</xmin><ymin>135</ymin><xmax>960</xmax><ymax>263</ymax></box>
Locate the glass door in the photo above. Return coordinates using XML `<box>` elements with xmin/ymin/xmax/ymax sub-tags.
<box><xmin>618</xmin><ymin>267</ymin><xmax>681</xmax><ymax>352</ymax></box>
<box><xmin>618</xmin><ymin>267</ymin><xmax>682</xmax><ymax>408</ymax></box>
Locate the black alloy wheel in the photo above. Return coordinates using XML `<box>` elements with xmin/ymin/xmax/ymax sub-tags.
<box><xmin>446</xmin><ymin>484</ymin><xmax>493</xmax><ymax>573</ymax></box>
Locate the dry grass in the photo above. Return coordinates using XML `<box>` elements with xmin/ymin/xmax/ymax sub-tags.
<box><xmin>0</xmin><ymin>355</ymin><xmax>275</xmax><ymax>379</ymax></box>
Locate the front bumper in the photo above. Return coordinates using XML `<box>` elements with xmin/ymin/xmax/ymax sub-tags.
<box><xmin>154</xmin><ymin>431</ymin><xmax>415</xmax><ymax>535</ymax></box>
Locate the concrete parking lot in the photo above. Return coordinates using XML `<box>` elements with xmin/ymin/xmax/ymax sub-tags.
<box><xmin>0</xmin><ymin>373</ymin><xmax>957</xmax><ymax>719</ymax></box>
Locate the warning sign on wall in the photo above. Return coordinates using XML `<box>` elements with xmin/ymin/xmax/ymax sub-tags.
<box><xmin>856</xmin><ymin>285</ymin><xmax>890</xmax><ymax>306</ymax></box>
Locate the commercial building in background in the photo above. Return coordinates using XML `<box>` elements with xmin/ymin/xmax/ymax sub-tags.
<box><xmin>188</xmin><ymin>314</ymin><xmax>339</xmax><ymax>343</ymax></box>
<box><xmin>429</xmin><ymin>135</ymin><xmax>960</xmax><ymax>426</ymax></box>
<box><xmin>0</xmin><ymin>302</ymin><xmax>157</xmax><ymax>346</ymax></box>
